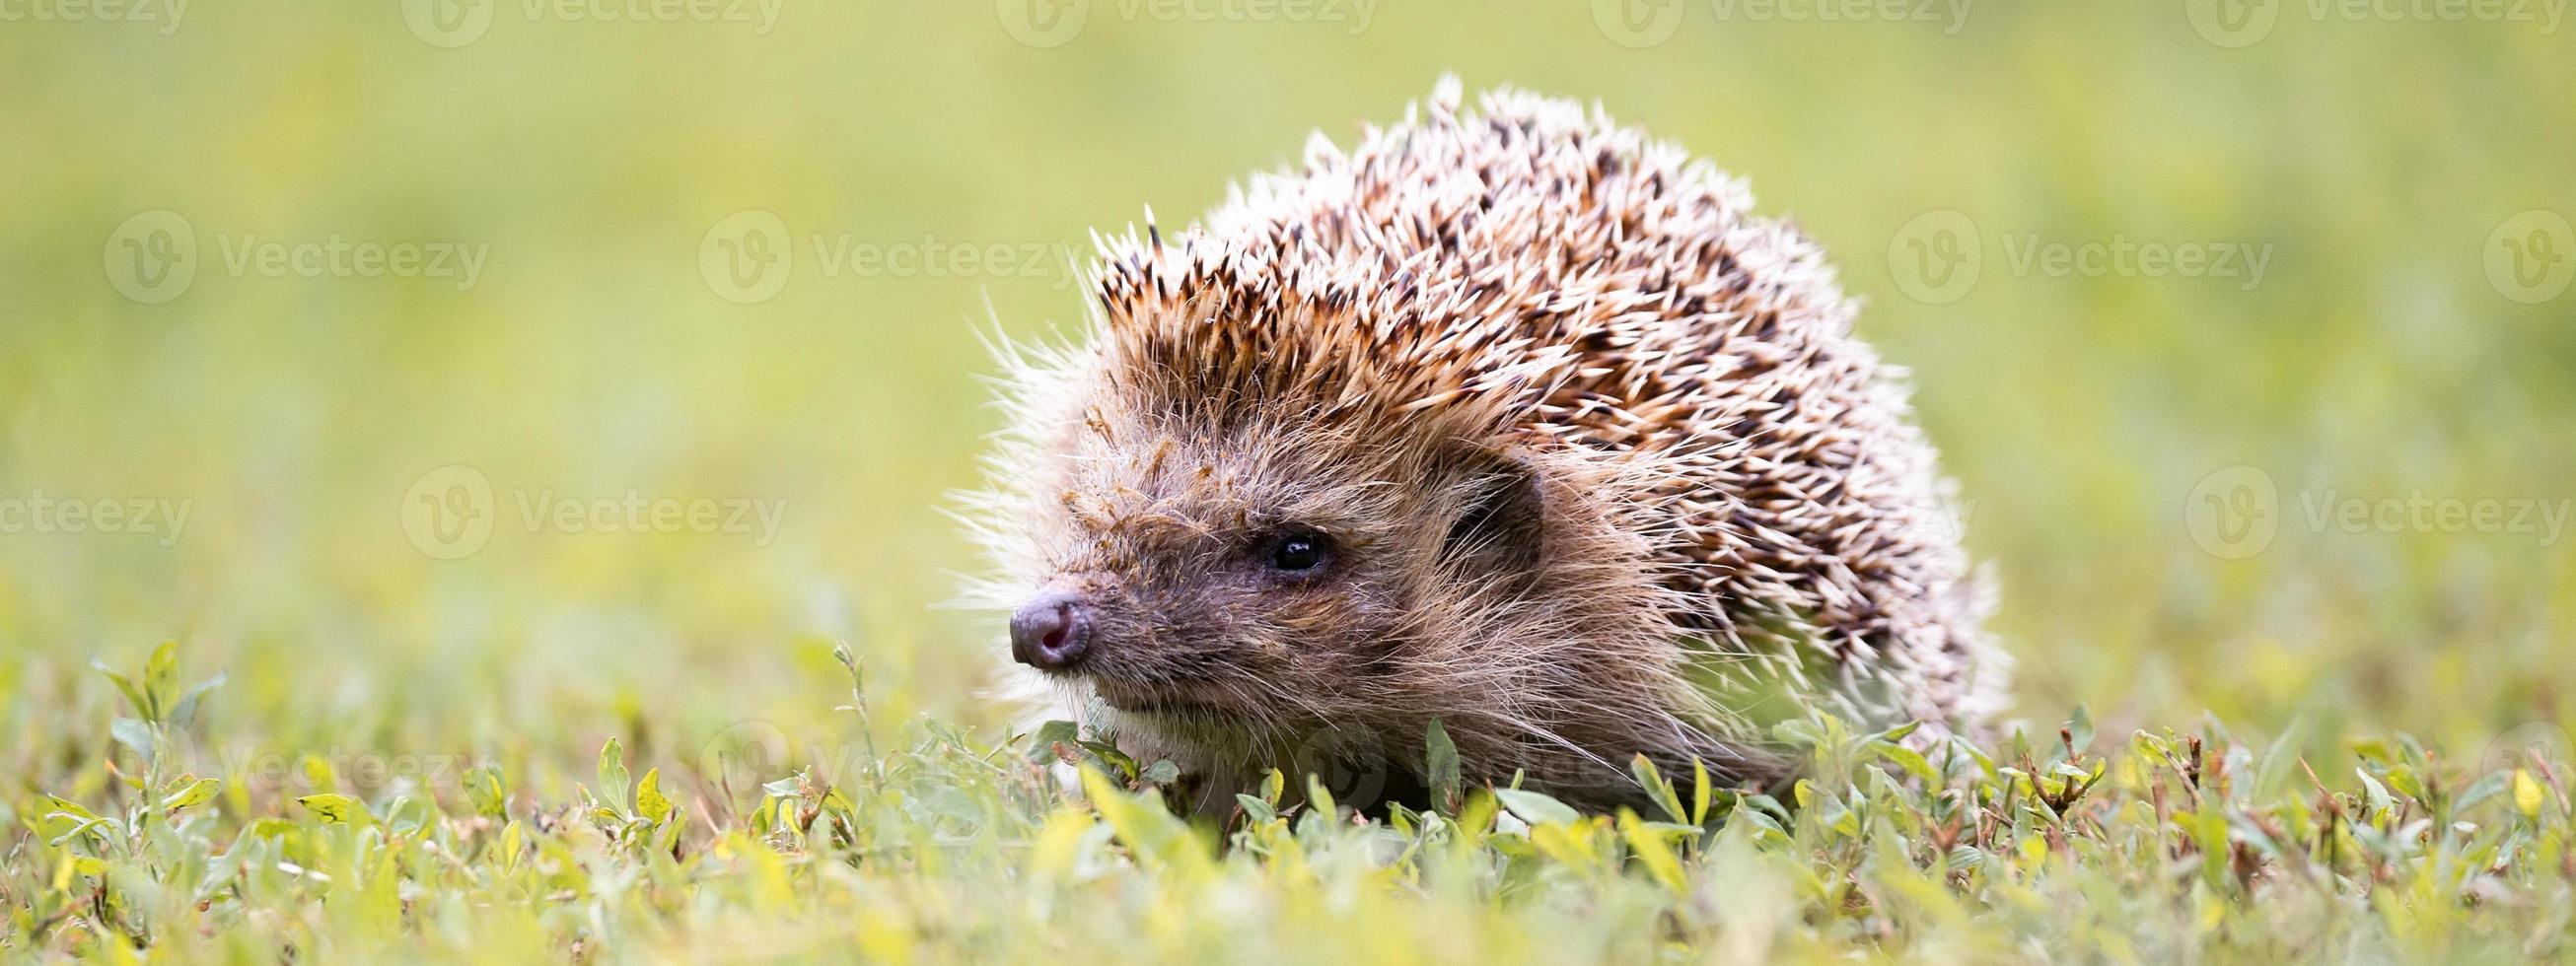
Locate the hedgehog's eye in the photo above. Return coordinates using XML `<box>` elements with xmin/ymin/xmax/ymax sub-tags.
<box><xmin>1263</xmin><ymin>529</ymin><xmax>1329</xmax><ymax>574</ymax></box>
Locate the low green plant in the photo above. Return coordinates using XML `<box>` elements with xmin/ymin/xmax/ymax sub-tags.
<box><xmin>8</xmin><ymin>646</ymin><xmax>2571</xmax><ymax>963</ymax></box>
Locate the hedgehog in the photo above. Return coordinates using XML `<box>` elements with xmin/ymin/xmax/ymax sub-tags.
<box><xmin>966</xmin><ymin>79</ymin><xmax>2004</xmax><ymax>814</ymax></box>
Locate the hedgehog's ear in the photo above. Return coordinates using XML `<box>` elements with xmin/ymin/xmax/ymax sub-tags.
<box><xmin>1439</xmin><ymin>449</ymin><xmax>1546</xmax><ymax>586</ymax></box>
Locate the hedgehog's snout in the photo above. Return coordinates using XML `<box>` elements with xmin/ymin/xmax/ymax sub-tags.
<box><xmin>1009</xmin><ymin>587</ymin><xmax>1094</xmax><ymax>671</ymax></box>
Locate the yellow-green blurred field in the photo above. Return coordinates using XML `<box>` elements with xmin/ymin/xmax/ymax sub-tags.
<box><xmin>4</xmin><ymin>0</ymin><xmax>2575</xmax><ymax>961</ymax></box>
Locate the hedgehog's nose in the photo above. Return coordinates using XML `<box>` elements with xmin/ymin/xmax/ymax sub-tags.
<box><xmin>1010</xmin><ymin>588</ymin><xmax>1093</xmax><ymax>671</ymax></box>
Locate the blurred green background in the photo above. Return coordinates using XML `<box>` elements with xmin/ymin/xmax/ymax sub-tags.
<box><xmin>3</xmin><ymin>0</ymin><xmax>2570</xmax><ymax>795</ymax></box>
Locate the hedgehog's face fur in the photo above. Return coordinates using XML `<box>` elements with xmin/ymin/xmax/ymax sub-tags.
<box><xmin>1013</xmin><ymin>413</ymin><xmax>1555</xmax><ymax>736</ymax></box>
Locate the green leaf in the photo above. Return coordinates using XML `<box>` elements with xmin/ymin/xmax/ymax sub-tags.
<box><xmin>2383</xmin><ymin>763</ymin><xmax>2426</xmax><ymax>802</ymax></box>
<box><xmin>1617</xmin><ymin>810</ymin><xmax>1688</xmax><ymax>892</ymax></box>
<box><xmin>1425</xmin><ymin>719</ymin><xmax>1462</xmax><ymax>813</ymax></box>
<box><xmin>2456</xmin><ymin>770</ymin><xmax>2511</xmax><ymax>814</ymax></box>
<box><xmin>1305</xmin><ymin>774</ymin><xmax>1336</xmax><ymax>815</ymax></box>
<box><xmin>636</xmin><ymin>768</ymin><xmax>673</xmax><ymax>824</ymax></box>
<box><xmin>1494</xmin><ymin>788</ymin><xmax>1580</xmax><ymax>827</ymax></box>
<box><xmin>144</xmin><ymin>641</ymin><xmax>179</xmax><ymax>717</ymax></box>
<box><xmin>1691</xmin><ymin>759</ymin><xmax>1713</xmax><ymax>825</ymax></box>
<box><xmin>1079</xmin><ymin>767</ymin><xmax>1209</xmax><ymax>874</ymax></box>
<box><xmin>108</xmin><ymin>718</ymin><xmax>158</xmax><ymax>763</ymax></box>
<box><xmin>2356</xmin><ymin>769</ymin><xmax>2394</xmax><ymax>817</ymax></box>
<box><xmin>1873</xmin><ymin>742</ymin><xmax>1939</xmax><ymax>782</ymax></box>
<box><xmin>598</xmin><ymin>738</ymin><xmax>632</xmax><ymax>813</ymax></box>
<box><xmin>41</xmin><ymin>795</ymin><xmax>102</xmax><ymax>824</ymax></box>
<box><xmin>499</xmin><ymin>820</ymin><xmax>525</xmax><ymax>872</ymax></box>
<box><xmin>160</xmin><ymin>778</ymin><xmax>222</xmax><ymax>812</ymax></box>
<box><xmin>43</xmin><ymin>815</ymin><xmax>111</xmax><ymax>848</ymax></box>
<box><xmin>1629</xmin><ymin>754</ymin><xmax>1688</xmax><ymax>825</ymax></box>
<box><xmin>1076</xmin><ymin>740</ymin><xmax>1137</xmax><ymax>782</ymax></box>
<box><xmin>1865</xmin><ymin>720</ymin><xmax>1924</xmax><ymax>748</ymax></box>
<box><xmin>91</xmin><ymin>657</ymin><xmax>149</xmax><ymax>721</ymax></box>
<box><xmin>2253</xmin><ymin>718</ymin><xmax>2305</xmax><ymax>798</ymax></box>
<box><xmin>168</xmin><ymin>671</ymin><xmax>226</xmax><ymax>728</ymax></box>
<box><xmin>1235</xmin><ymin>794</ymin><xmax>1275</xmax><ymax>826</ymax></box>
<box><xmin>297</xmin><ymin>794</ymin><xmax>363</xmax><ymax>824</ymax></box>
<box><xmin>465</xmin><ymin>763</ymin><xmax>509</xmax><ymax>819</ymax></box>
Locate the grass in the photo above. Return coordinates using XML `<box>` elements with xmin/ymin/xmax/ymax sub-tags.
<box><xmin>9</xmin><ymin>643</ymin><xmax>2573</xmax><ymax>963</ymax></box>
